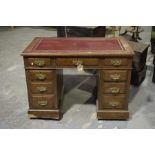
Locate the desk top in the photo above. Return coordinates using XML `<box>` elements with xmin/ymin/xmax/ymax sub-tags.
<box><xmin>22</xmin><ymin>37</ymin><xmax>133</xmax><ymax>56</ymax></box>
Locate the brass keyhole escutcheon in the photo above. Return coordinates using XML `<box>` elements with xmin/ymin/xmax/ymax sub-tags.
<box><xmin>72</xmin><ymin>59</ymin><xmax>84</xmax><ymax>72</ymax></box>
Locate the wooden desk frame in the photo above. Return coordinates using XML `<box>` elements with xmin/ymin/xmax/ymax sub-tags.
<box><xmin>22</xmin><ymin>37</ymin><xmax>133</xmax><ymax>120</ymax></box>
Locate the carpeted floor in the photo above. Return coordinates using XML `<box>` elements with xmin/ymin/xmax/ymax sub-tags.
<box><xmin>0</xmin><ymin>26</ymin><xmax>155</xmax><ymax>128</ymax></box>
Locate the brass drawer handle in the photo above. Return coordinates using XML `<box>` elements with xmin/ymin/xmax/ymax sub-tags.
<box><xmin>35</xmin><ymin>74</ymin><xmax>46</xmax><ymax>81</ymax></box>
<box><xmin>72</xmin><ymin>59</ymin><xmax>83</xmax><ymax>65</ymax></box>
<box><xmin>72</xmin><ymin>59</ymin><xmax>83</xmax><ymax>72</ymax></box>
<box><xmin>109</xmin><ymin>101</ymin><xmax>119</xmax><ymax>107</ymax></box>
<box><xmin>38</xmin><ymin>101</ymin><xmax>48</xmax><ymax>106</ymax></box>
<box><xmin>37</xmin><ymin>86</ymin><xmax>47</xmax><ymax>93</ymax></box>
<box><xmin>34</xmin><ymin>59</ymin><xmax>45</xmax><ymax>67</ymax></box>
<box><xmin>111</xmin><ymin>60</ymin><xmax>122</xmax><ymax>66</ymax></box>
<box><xmin>110</xmin><ymin>74</ymin><xmax>121</xmax><ymax>81</ymax></box>
<box><xmin>109</xmin><ymin>87</ymin><xmax>120</xmax><ymax>94</ymax></box>
<box><xmin>72</xmin><ymin>59</ymin><xmax>78</xmax><ymax>65</ymax></box>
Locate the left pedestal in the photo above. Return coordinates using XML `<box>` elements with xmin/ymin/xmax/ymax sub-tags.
<box><xmin>24</xmin><ymin>57</ymin><xmax>63</xmax><ymax>119</ymax></box>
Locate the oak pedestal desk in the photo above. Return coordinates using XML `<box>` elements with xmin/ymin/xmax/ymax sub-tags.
<box><xmin>22</xmin><ymin>37</ymin><xmax>133</xmax><ymax>120</ymax></box>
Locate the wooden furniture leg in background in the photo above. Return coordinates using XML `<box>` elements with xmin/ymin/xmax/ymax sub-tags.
<box><xmin>152</xmin><ymin>56</ymin><xmax>155</xmax><ymax>83</ymax></box>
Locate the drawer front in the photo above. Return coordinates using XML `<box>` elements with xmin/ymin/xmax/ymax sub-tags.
<box><xmin>102</xmin><ymin>82</ymin><xmax>126</xmax><ymax>94</ymax></box>
<box><xmin>30</xmin><ymin>95</ymin><xmax>57</xmax><ymax>109</ymax></box>
<box><xmin>102</xmin><ymin>70</ymin><xmax>128</xmax><ymax>82</ymax></box>
<box><xmin>56</xmin><ymin>58</ymin><xmax>99</xmax><ymax>67</ymax></box>
<box><xmin>28</xmin><ymin>70</ymin><xmax>55</xmax><ymax>82</ymax></box>
<box><xmin>103</xmin><ymin>58</ymin><xmax>129</xmax><ymax>67</ymax></box>
<box><xmin>100</xmin><ymin>95</ymin><xmax>127</xmax><ymax>109</ymax></box>
<box><xmin>25</xmin><ymin>58</ymin><xmax>54</xmax><ymax>68</ymax></box>
<box><xmin>31</xmin><ymin>82</ymin><xmax>55</xmax><ymax>94</ymax></box>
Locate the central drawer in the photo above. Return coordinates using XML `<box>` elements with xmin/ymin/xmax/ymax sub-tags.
<box><xmin>56</xmin><ymin>58</ymin><xmax>99</xmax><ymax>67</ymax></box>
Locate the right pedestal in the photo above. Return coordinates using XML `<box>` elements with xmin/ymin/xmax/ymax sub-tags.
<box><xmin>97</xmin><ymin>66</ymin><xmax>132</xmax><ymax>120</ymax></box>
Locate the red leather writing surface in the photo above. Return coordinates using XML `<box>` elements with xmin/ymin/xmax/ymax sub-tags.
<box><xmin>34</xmin><ymin>39</ymin><xmax>123</xmax><ymax>51</ymax></box>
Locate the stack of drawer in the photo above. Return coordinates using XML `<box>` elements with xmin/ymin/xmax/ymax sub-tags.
<box><xmin>24</xmin><ymin>57</ymin><xmax>60</xmax><ymax>119</ymax></box>
<box><xmin>97</xmin><ymin>57</ymin><xmax>132</xmax><ymax>119</ymax></box>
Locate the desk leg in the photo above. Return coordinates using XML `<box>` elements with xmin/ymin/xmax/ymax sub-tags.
<box><xmin>153</xmin><ymin>67</ymin><xmax>155</xmax><ymax>83</ymax></box>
